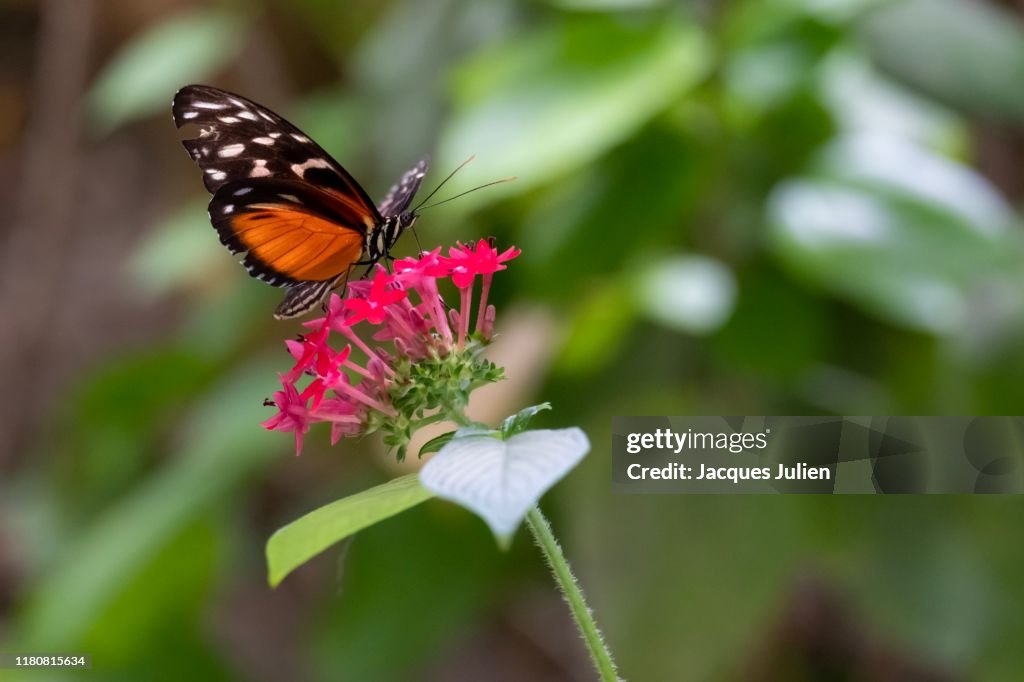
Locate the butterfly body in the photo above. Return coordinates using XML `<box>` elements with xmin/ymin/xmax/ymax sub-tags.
<box><xmin>172</xmin><ymin>84</ymin><xmax>427</xmax><ymax>318</ymax></box>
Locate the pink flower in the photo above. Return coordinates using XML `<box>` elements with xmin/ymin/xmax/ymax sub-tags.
<box><xmin>343</xmin><ymin>271</ymin><xmax>407</xmax><ymax>325</ymax></box>
<box><xmin>443</xmin><ymin>239</ymin><xmax>521</xmax><ymax>289</ymax></box>
<box><xmin>301</xmin><ymin>345</ymin><xmax>352</xmax><ymax>410</ymax></box>
<box><xmin>312</xmin><ymin>397</ymin><xmax>366</xmax><ymax>445</ymax></box>
<box><xmin>261</xmin><ymin>383</ymin><xmax>312</xmax><ymax>456</ymax></box>
<box><xmin>263</xmin><ymin>239</ymin><xmax>520</xmax><ymax>457</ymax></box>
<box><xmin>283</xmin><ymin>326</ymin><xmax>331</xmax><ymax>383</ymax></box>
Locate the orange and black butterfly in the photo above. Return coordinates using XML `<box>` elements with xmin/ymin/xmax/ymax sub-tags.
<box><xmin>172</xmin><ymin>84</ymin><xmax>427</xmax><ymax>319</ymax></box>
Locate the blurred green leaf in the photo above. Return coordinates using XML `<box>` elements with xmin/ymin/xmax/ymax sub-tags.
<box><xmin>816</xmin><ymin>133</ymin><xmax>1014</xmax><ymax>231</ymax></box>
<box><xmin>861</xmin><ymin>0</ymin><xmax>1024</xmax><ymax>121</ymax></box>
<box><xmin>439</xmin><ymin>15</ymin><xmax>710</xmax><ymax>203</ymax></box>
<box><xmin>129</xmin><ymin>198</ymin><xmax>222</xmax><ymax>297</ymax></box>
<box><xmin>634</xmin><ymin>255</ymin><xmax>737</xmax><ymax>334</ymax></box>
<box><xmin>555</xmin><ymin>280</ymin><xmax>636</xmax><ymax>376</ymax></box>
<box><xmin>768</xmin><ymin>167</ymin><xmax>1023</xmax><ymax>334</ymax></box>
<box><xmin>88</xmin><ymin>9</ymin><xmax>246</xmax><ymax>133</ymax></box>
<box><xmin>291</xmin><ymin>90</ymin><xmax>362</xmax><ymax>166</ymax></box>
<box><xmin>551</xmin><ymin>0</ymin><xmax>667</xmax><ymax>9</ymax></box>
<box><xmin>818</xmin><ymin>50</ymin><xmax>963</xmax><ymax>151</ymax></box>
<box><xmin>712</xmin><ymin>266</ymin><xmax>828</xmax><ymax>380</ymax></box>
<box><xmin>266</xmin><ymin>474</ymin><xmax>433</xmax><ymax>587</ymax></box>
<box><xmin>18</xmin><ymin>360</ymin><xmax>282</xmax><ymax>650</ymax></box>
<box><xmin>59</xmin><ymin>347</ymin><xmax>214</xmax><ymax>514</ymax></box>
<box><xmin>81</xmin><ymin>521</ymin><xmax>225</xmax><ymax>676</ymax></box>
<box><xmin>520</xmin><ymin>124</ymin><xmax>705</xmax><ymax>297</ymax></box>
<box><xmin>312</xmin><ymin>501</ymin><xmax>512</xmax><ymax>681</ymax></box>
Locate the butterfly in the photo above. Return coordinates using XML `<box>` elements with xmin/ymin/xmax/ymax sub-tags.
<box><xmin>172</xmin><ymin>84</ymin><xmax>428</xmax><ymax>319</ymax></box>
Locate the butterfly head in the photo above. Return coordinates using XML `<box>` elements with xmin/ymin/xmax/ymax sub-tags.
<box><xmin>397</xmin><ymin>210</ymin><xmax>419</xmax><ymax>233</ymax></box>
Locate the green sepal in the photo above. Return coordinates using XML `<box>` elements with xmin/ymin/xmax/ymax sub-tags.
<box><xmin>501</xmin><ymin>402</ymin><xmax>552</xmax><ymax>439</ymax></box>
<box><xmin>418</xmin><ymin>430</ymin><xmax>458</xmax><ymax>457</ymax></box>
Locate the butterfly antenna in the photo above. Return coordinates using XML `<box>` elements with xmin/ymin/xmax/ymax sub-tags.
<box><xmin>416</xmin><ymin>176</ymin><xmax>517</xmax><ymax>211</ymax></box>
<box><xmin>412</xmin><ymin>155</ymin><xmax>476</xmax><ymax>213</ymax></box>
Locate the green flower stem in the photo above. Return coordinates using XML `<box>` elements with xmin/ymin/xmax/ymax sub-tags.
<box><xmin>410</xmin><ymin>412</ymin><xmax>451</xmax><ymax>430</ymax></box>
<box><xmin>526</xmin><ymin>506</ymin><xmax>620</xmax><ymax>682</ymax></box>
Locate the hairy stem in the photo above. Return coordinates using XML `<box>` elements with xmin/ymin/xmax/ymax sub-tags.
<box><xmin>526</xmin><ymin>506</ymin><xmax>620</xmax><ymax>682</ymax></box>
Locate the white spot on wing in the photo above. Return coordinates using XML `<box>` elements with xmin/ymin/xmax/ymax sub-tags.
<box><xmin>181</xmin><ymin>111</ymin><xmax>198</xmax><ymax>120</ymax></box>
<box><xmin>260</xmin><ymin>112</ymin><xmax>274</xmax><ymax>122</ymax></box>
<box><xmin>233</xmin><ymin>187</ymin><xmax>253</xmax><ymax>196</ymax></box>
<box><xmin>269</xmin><ymin>132</ymin><xmax>282</xmax><ymax>138</ymax></box>
<box><xmin>290</xmin><ymin>133</ymin><xmax>310</xmax><ymax>143</ymax></box>
<box><xmin>253</xmin><ymin>136</ymin><xmax>275</xmax><ymax>145</ymax></box>
<box><xmin>223</xmin><ymin>204</ymin><xmax>234</xmax><ymax>214</ymax></box>
<box><xmin>210</xmin><ymin>170</ymin><xmax>227</xmax><ymax>181</ymax></box>
<box><xmin>250</xmin><ymin>160</ymin><xmax>271</xmax><ymax>178</ymax></box>
<box><xmin>290</xmin><ymin>158</ymin><xmax>330</xmax><ymax>177</ymax></box>
<box><xmin>218</xmin><ymin>116</ymin><xmax>240</xmax><ymax>123</ymax></box>
<box><xmin>193</xmin><ymin>101</ymin><xmax>226</xmax><ymax>110</ymax></box>
<box><xmin>218</xmin><ymin>143</ymin><xmax>245</xmax><ymax>158</ymax></box>
<box><xmin>228</xmin><ymin>97</ymin><xmax>245</xmax><ymax>107</ymax></box>
<box><xmin>279</xmin><ymin>194</ymin><xmax>301</xmax><ymax>203</ymax></box>
<box><xmin>238</xmin><ymin>111</ymin><xmax>258</xmax><ymax>121</ymax></box>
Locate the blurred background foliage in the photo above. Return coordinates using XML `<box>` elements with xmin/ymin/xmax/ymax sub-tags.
<box><xmin>3</xmin><ymin>0</ymin><xmax>1024</xmax><ymax>679</ymax></box>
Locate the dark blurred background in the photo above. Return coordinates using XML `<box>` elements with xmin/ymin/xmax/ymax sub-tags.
<box><xmin>3</xmin><ymin>0</ymin><xmax>1024</xmax><ymax>679</ymax></box>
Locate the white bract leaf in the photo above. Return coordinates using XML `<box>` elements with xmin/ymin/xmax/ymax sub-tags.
<box><xmin>420</xmin><ymin>428</ymin><xmax>590</xmax><ymax>542</ymax></box>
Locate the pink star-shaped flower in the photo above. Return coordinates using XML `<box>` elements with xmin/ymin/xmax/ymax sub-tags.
<box><xmin>442</xmin><ymin>239</ymin><xmax>521</xmax><ymax>289</ymax></box>
<box><xmin>283</xmin><ymin>326</ymin><xmax>330</xmax><ymax>383</ymax></box>
<box><xmin>394</xmin><ymin>248</ymin><xmax>451</xmax><ymax>286</ymax></box>
<box><xmin>261</xmin><ymin>383</ymin><xmax>312</xmax><ymax>456</ymax></box>
<box><xmin>343</xmin><ymin>271</ymin><xmax>407</xmax><ymax>325</ymax></box>
<box><xmin>300</xmin><ymin>345</ymin><xmax>353</xmax><ymax>410</ymax></box>
<box><xmin>312</xmin><ymin>396</ymin><xmax>366</xmax><ymax>444</ymax></box>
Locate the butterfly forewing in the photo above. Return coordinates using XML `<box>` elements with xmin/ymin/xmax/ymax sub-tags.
<box><xmin>376</xmin><ymin>158</ymin><xmax>429</xmax><ymax>218</ymax></box>
<box><xmin>210</xmin><ymin>179</ymin><xmax>366</xmax><ymax>286</ymax></box>
<box><xmin>173</xmin><ymin>85</ymin><xmax>380</xmax><ymax>213</ymax></box>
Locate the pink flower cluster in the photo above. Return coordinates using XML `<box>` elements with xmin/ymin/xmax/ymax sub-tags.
<box><xmin>262</xmin><ymin>239</ymin><xmax>521</xmax><ymax>456</ymax></box>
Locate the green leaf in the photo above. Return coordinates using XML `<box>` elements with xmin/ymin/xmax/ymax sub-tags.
<box><xmin>634</xmin><ymin>255</ymin><xmax>737</xmax><ymax>335</ymax></box>
<box><xmin>88</xmin><ymin>9</ymin><xmax>246</xmax><ymax>133</ymax></box>
<box><xmin>129</xmin><ymin>198</ymin><xmax>223</xmax><ymax>297</ymax></box>
<box><xmin>266</xmin><ymin>474</ymin><xmax>434</xmax><ymax>587</ymax></box>
<box><xmin>418</xmin><ymin>430</ymin><xmax>458</xmax><ymax>457</ymax></box>
<box><xmin>501</xmin><ymin>402</ymin><xmax>552</xmax><ymax>439</ymax></box>
<box><xmin>768</xmin><ymin>147</ymin><xmax>1024</xmax><ymax>335</ymax></box>
<box><xmin>420</xmin><ymin>428</ymin><xmax>590</xmax><ymax>545</ymax></box>
<box><xmin>438</xmin><ymin>15</ymin><xmax>710</xmax><ymax>205</ymax></box>
<box><xmin>861</xmin><ymin>0</ymin><xmax>1024</xmax><ymax>121</ymax></box>
<box><xmin>555</xmin><ymin>280</ymin><xmax>636</xmax><ymax>376</ymax></box>
<box><xmin>18</xmin><ymin>360</ymin><xmax>282</xmax><ymax>650</ymax></box>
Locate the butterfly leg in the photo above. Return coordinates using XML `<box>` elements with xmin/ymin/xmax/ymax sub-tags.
<box><xmin>409</xmin><ymin>224</ymin><xmax>425</xmax><ymax>256</ymax></box>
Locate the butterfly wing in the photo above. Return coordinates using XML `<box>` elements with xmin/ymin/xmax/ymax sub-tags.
<box><xmin>173</xmin><ymin>85</ymin><xmax>380</xmax><ymax>208</ymax></box>
<box><xmin>376</xmin><ymin>158</ymin><xmax>429</xmax><ymax>218</ymax></box>
<box><xmin>173</xmin><ymin>85</ymin><xmax>382</xmax><ymax>317</ymax></box>
<box><xmin>210</xmin><ymin>179</ymin><xmax>365</xmax><ymax>284</ymax></box>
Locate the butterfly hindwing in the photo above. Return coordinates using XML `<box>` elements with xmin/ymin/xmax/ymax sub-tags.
<box><xmin>275</xmin><ymin>278</ymin><xmax>345</xmax><ymax>320</ymax></box>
